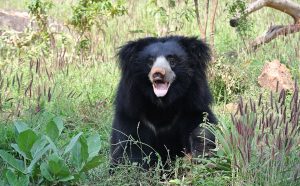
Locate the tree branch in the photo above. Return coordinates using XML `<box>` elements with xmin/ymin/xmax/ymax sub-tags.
<box><xmin>230</xmin><ymin>0</ymin><xmax>300</xmax><ymax>27</ymax></box>
<box><xmin>250</xmin><ymin>24</ymin><xmax>300</xmax><ymax>50</ymax></box>
<box><xmin>229</xmin><ymin>0</ymin><xmax>300</xmax><ymax>50</ymax></box>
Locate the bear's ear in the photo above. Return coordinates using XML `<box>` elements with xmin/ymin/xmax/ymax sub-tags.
<box><xmin>178</xmin><ymin>37</ymin><xmax>211</xmax><ymax>70</ymax></box>
<box><xmin>118</xmin><ymin>37</ymin><xmax>156</xmax><ymax>73</ymax></box>
<box><xmin>118</xmin><ymin>41</ymin><xmax>138</xmax><ymax>73</ymax></box>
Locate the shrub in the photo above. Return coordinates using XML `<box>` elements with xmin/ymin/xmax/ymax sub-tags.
<box><xmin>69</xmin><ymin>0</ymin><xmax>126</xmax><ymax>53</ymax></box>
<box><xmin>0</xmin><ymin>116</ymin><xmax>103</xmax><ymax>185</ymax></box>
<box><xmin>209</xmin><ymin>57</ymin><xmax>248</xmax><ymax>103</ymax></box>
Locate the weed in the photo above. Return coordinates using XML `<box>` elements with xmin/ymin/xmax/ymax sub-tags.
<box><xmin>0</xmin><ymin>115</ymin><xmax>103</xmax><ymax>185</ymax></box>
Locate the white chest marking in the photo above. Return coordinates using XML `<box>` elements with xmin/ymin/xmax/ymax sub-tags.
<box><xmin>141</xmin><ymin>114</ymin><xmax>179</xmax><ymax>135</ymax></box>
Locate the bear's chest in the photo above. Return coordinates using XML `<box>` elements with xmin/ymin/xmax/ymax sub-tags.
<box><xmin>141</xmin><ymin>113</ymin><xmax>180</xmax><ymax>135</ymax></box>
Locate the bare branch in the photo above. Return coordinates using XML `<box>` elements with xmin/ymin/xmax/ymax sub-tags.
<box><xmin>230</xmin><ymin>0</ymin><xmax>300</xmax><ymax>27</ymax></box>
<box><xmin>264</xmin><ymin>0</ymin><xmax>300</xmax><ymax>24</ymax></box>
<box><xmin>250</xmin><ymin>24</ymin><xmax>300</xmax><ymax>50</ymax></box>
<box><xmin>229</xmin><ymin>0</ymin><xmax>300</xmax><ymax>50</ymax></box>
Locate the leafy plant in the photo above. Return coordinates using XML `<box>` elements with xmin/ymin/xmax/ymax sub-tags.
<box><xmin>226</xmin><ymin>0</ymin><xmax>253</xmax><ymax>38</ymax></box>
<box><xmin>70</xmin><ymin>0</ymin><xmax>126</xmax><ymax>52</ymax></box>
<box><xmin>27</xmin><ymin>0</ymin><xmax>55</xmax><ymax>52</ymax></box>
<box><xmin>27</xmin><ymin>0</ymin><xmax>53</xmax><ymax>33</ymax></box>
<box><xmin>0</xmin><ymin>116</ymin><xmax>103</xmax><ymax>185</ymax></box>
<box><xmin>70</xmin><ymin>0</ymin><xmax>126</xmax><ymax>33</ymax></box>
<box><xmin>0</xmin><ymin>0</ymin><xmax>58</xmax><ymax>64</ymax></box>
<box><xmin>209</xmin><ymin>57</ymin><xmax>249</xmax><ymax>103</ymax></box>
<box><xmin>148</xmin><ymin>0</ymin><xmax>195</xmax><ymax>36</ymax></box>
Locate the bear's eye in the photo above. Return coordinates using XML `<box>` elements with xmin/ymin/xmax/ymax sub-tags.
<box><xmin>148</xmin><ymin>57</ymin><xmax>155</xmax><ymax>62</ymax></box>
<box><xmin>167</xmin><ymin>55</ymin><xmax>177</xmax><ymax>67</ymax></box>
<box><xmin>147</xmin><ymin>57</ymin><xmax>155</xmax><ymax>67</ymax></box>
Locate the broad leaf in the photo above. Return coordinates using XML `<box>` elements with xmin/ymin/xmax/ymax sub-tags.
<box><xmin>46</xmin><ymin>117</ymin><xmax>64</xmax><ymax>141</ymax></box>
<box><xmin>18</xmin><ymin>174</ymin><xmax>29</xmax><ymax>186</ymax></box>
<box><xmin>30</xmin><ymin>136</ymin><xmax>48</xmax><ymax>158</ymax></box>
<box><xmin>169</xmin><ymin>179</ymin><xmax>181</xmax><ymax>185</ymax></box>
<box><xmin>27</xmin><ymin>144</ymin><xmax>51</xmax><ymax>173</ymax></box>
<box><xmin>5</xmin><ymin>169</ymin><xmax>18</xmax><ymax>186</ymax></box>
<box><xmin>46</xmin><ymin>121</ymin><xmax>59</xmax><ymax>141</ymax></box>
<box><xmin>48</xmin><ymin>154</ymin><xmax>70</xmax><ymax>178</ymax></box>
<box><xmin>81</xmin><ymin>156</ymin><xmax>104</xmax><ymax>172</ymax></box>
<box><xmin>52</xmin><ymin>116</ymin><xmax>64</xmax><ymax>135</ymax></box>
<box><xmin>80</xmin><ymin>137</ymin><xmax>89</xmax><ymax>163</ymax></box>
<box><xmin>11</xmin><ymin>143</ymin><xmax>28</xmax><ymax>159</ymax></box>
<box><xmin>87</xmin><ymin>133</ymin><xmax>101</xmax><ymax>158</ymax></box>
<box><xmin>16</xmin><ymin>129</ymin><xmax>38</xmax><ymax>157</ymax></box>
<box><xmin>0</xmin><ymin>150</ymin><xmax>25</xmax><ymax>173</ymax></box>
<box><xmin>45</xmin><ymin>136</ymin><xmax>59</xmax><ymax>154</ymax></box>
<box><xmin>64</xmin><ymin>132</ymin><xmax>83</xmax><ymax>155</ymax></box>
<box><xmin>6</xmin><ymin>169</ymin><xmax>29</xmax><ymax>186</ymax></box>
<box><xmin>71</xmin><ymin>140</ymin><xmax>82</xmax><ymax>169</ymax></box>
<box><xmin>40</xmin><ymin>162</ymin><xmax>54</xmax><ymax>181</ymax></box>
<box><xmin>58</xmin><ymin>175</ymin><xmax>74</xmax><ymax>182</ymax></box>
<box><xmin>71</xmin><ymin>137</ymin><xmax>88</xmax><ymax>170</ymax></box>
<box><xmin>14</xmin><ymin>121</ymin><xmax>29</xmax><ymax>135</ymax></box>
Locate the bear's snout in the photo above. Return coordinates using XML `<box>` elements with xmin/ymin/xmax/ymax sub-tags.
<box><xmin>151</xmin><ymin>67</ymin><xmax>165</xmax><ymax>82</ymax></box>
<box><xmin>148</xmin><ymin>56</ymin><xmax>176</xmax><ymax>85</ymax></box>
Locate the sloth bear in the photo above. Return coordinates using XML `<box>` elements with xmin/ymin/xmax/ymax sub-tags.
<box><xmin>110</xmin><ymin>36</ymin><xmax>217</xmax><ymax>169</ymax></box>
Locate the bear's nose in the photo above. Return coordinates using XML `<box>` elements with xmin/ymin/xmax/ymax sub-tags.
<box><xmin>153</xmin><ymin>72</ymin><xmax>165</xmax><ymax>80</ymax></box>
<box><xmin>151</xmin><ymin>67</ymin><xmax>165</xmax><ymax>80</ymax></box>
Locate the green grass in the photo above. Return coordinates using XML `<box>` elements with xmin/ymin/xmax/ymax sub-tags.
<box><xmin>0</xmin><ymin>0</ymin><xmax>300</xmax><ymax>185</ymax></box>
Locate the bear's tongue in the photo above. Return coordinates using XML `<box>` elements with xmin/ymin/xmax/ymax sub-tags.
<box><xmin>153</xmin><ymin>82</ymin><xmax>169</xmax><ymax>97</ymax></box>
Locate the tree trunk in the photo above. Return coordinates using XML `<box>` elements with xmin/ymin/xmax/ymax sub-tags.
<box><xmin>210</xmin><ymin>0</ymin><xmax>218</xmax><ymax>54</ymax></box>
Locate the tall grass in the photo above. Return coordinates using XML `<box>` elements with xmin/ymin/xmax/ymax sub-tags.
<box><xmin>213</xmin><ymin>85</ymin><xmax>300</xmax><ymax>185</ymax></box>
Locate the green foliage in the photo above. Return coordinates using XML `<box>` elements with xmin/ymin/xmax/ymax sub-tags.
<box><xmin>0</xmin><ymin>116</ymin><xmax>103</xmax><ymax>185</ymax></box>
<box><xmin>3</xmin><ymin>169</ymin><xmax>29</xmax><ymax>186</ymax></box>
<box><xmin>209</xmin><ymin>57</ymin><xmax>249</xmax><ymax>103</ymax></box>
<box><xmin>226</xmin><ymin>0</ymin><xmax>253</xmax><ymax>38</ymax></box>
<box><xmin>27</xmin><ymin>0</ymin><xmax>55</xmax><ymax>52</ymax></box>
<box><xmin>70</xmin><ymin>0</ymin><xmax>126</xmax><ymax>52</ymax></box>
<box><xmin>0</xmin><ymin>0</ymin><xmax>59</xmax><ymax>62</ymax></box>
<box><xmin>27</xmin><ymin>0</ymin><xmax>53</xmax><ymax>31</ymax></box>
<box><xmin>148</xmin><ymin>0</ymin><xmax>195</xmax><ymax>35</ymax></box>
<box><xmin>70</xmin><ymin>0</ymin><xmax>126</xmax><ymax>33</ymax></box>
<box><xmin>45</xmin><ymin>116</ymin><xmax>64</xmax><ymax>141</ymax></box>
<box><xmin>190</xmin><ymin>154</ymin><xmax>232</xmax><ymax>185</ymax></box>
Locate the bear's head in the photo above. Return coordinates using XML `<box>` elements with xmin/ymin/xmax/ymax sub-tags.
<box><xmin>118</xmin><ymin>36</ymin><xmax>211</xmax><ymax>106</ymax></box>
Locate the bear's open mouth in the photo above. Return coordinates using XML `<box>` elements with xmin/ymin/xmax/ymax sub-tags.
<box><xmin>152</xmin><ymin>80</ymin><xmax>170</xmax><ymax>97</ymax></box>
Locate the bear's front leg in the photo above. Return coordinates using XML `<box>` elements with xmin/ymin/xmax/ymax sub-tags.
<box><xmin>110</xmin><ymin>114</ymin><xmax>157</xmax><ymax>170</ymax></box>
<box><xmin>190</xmin><ymin>126</ymin><xmax>215</xmax><ymax>158</ymax></box>
<box><xmin>178</xmin><ymin>109</ymin><xmax>216</xmax><ymax>158</ymax></box>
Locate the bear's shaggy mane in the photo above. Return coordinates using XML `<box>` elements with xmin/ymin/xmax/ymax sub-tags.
<box><xmin>110</xmin><ymin>36</ymin><xmax>216</xmax><ymax>169</ymax></box>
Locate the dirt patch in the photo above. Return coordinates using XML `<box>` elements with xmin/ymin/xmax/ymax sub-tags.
<box><xmin>258</xmin><ymin>59</ymin><xmax>294</xmax><ymax>92</ymax></box>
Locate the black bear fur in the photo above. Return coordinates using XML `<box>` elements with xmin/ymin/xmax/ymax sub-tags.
<box><xmin>110</xmin><ymin>36</ymin><xmax>217</xmax><ymax>169</ymax></box>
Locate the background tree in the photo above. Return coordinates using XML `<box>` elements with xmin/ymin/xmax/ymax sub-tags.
<box><xmin>193</xmin><ymin>0</ymin><xmax>218</xmax><ymax>52</ymax></box>
<box><xmin>230</xmin><ymin>0</ymin><xmax>300</xmax><ymax>50</ymax></box>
